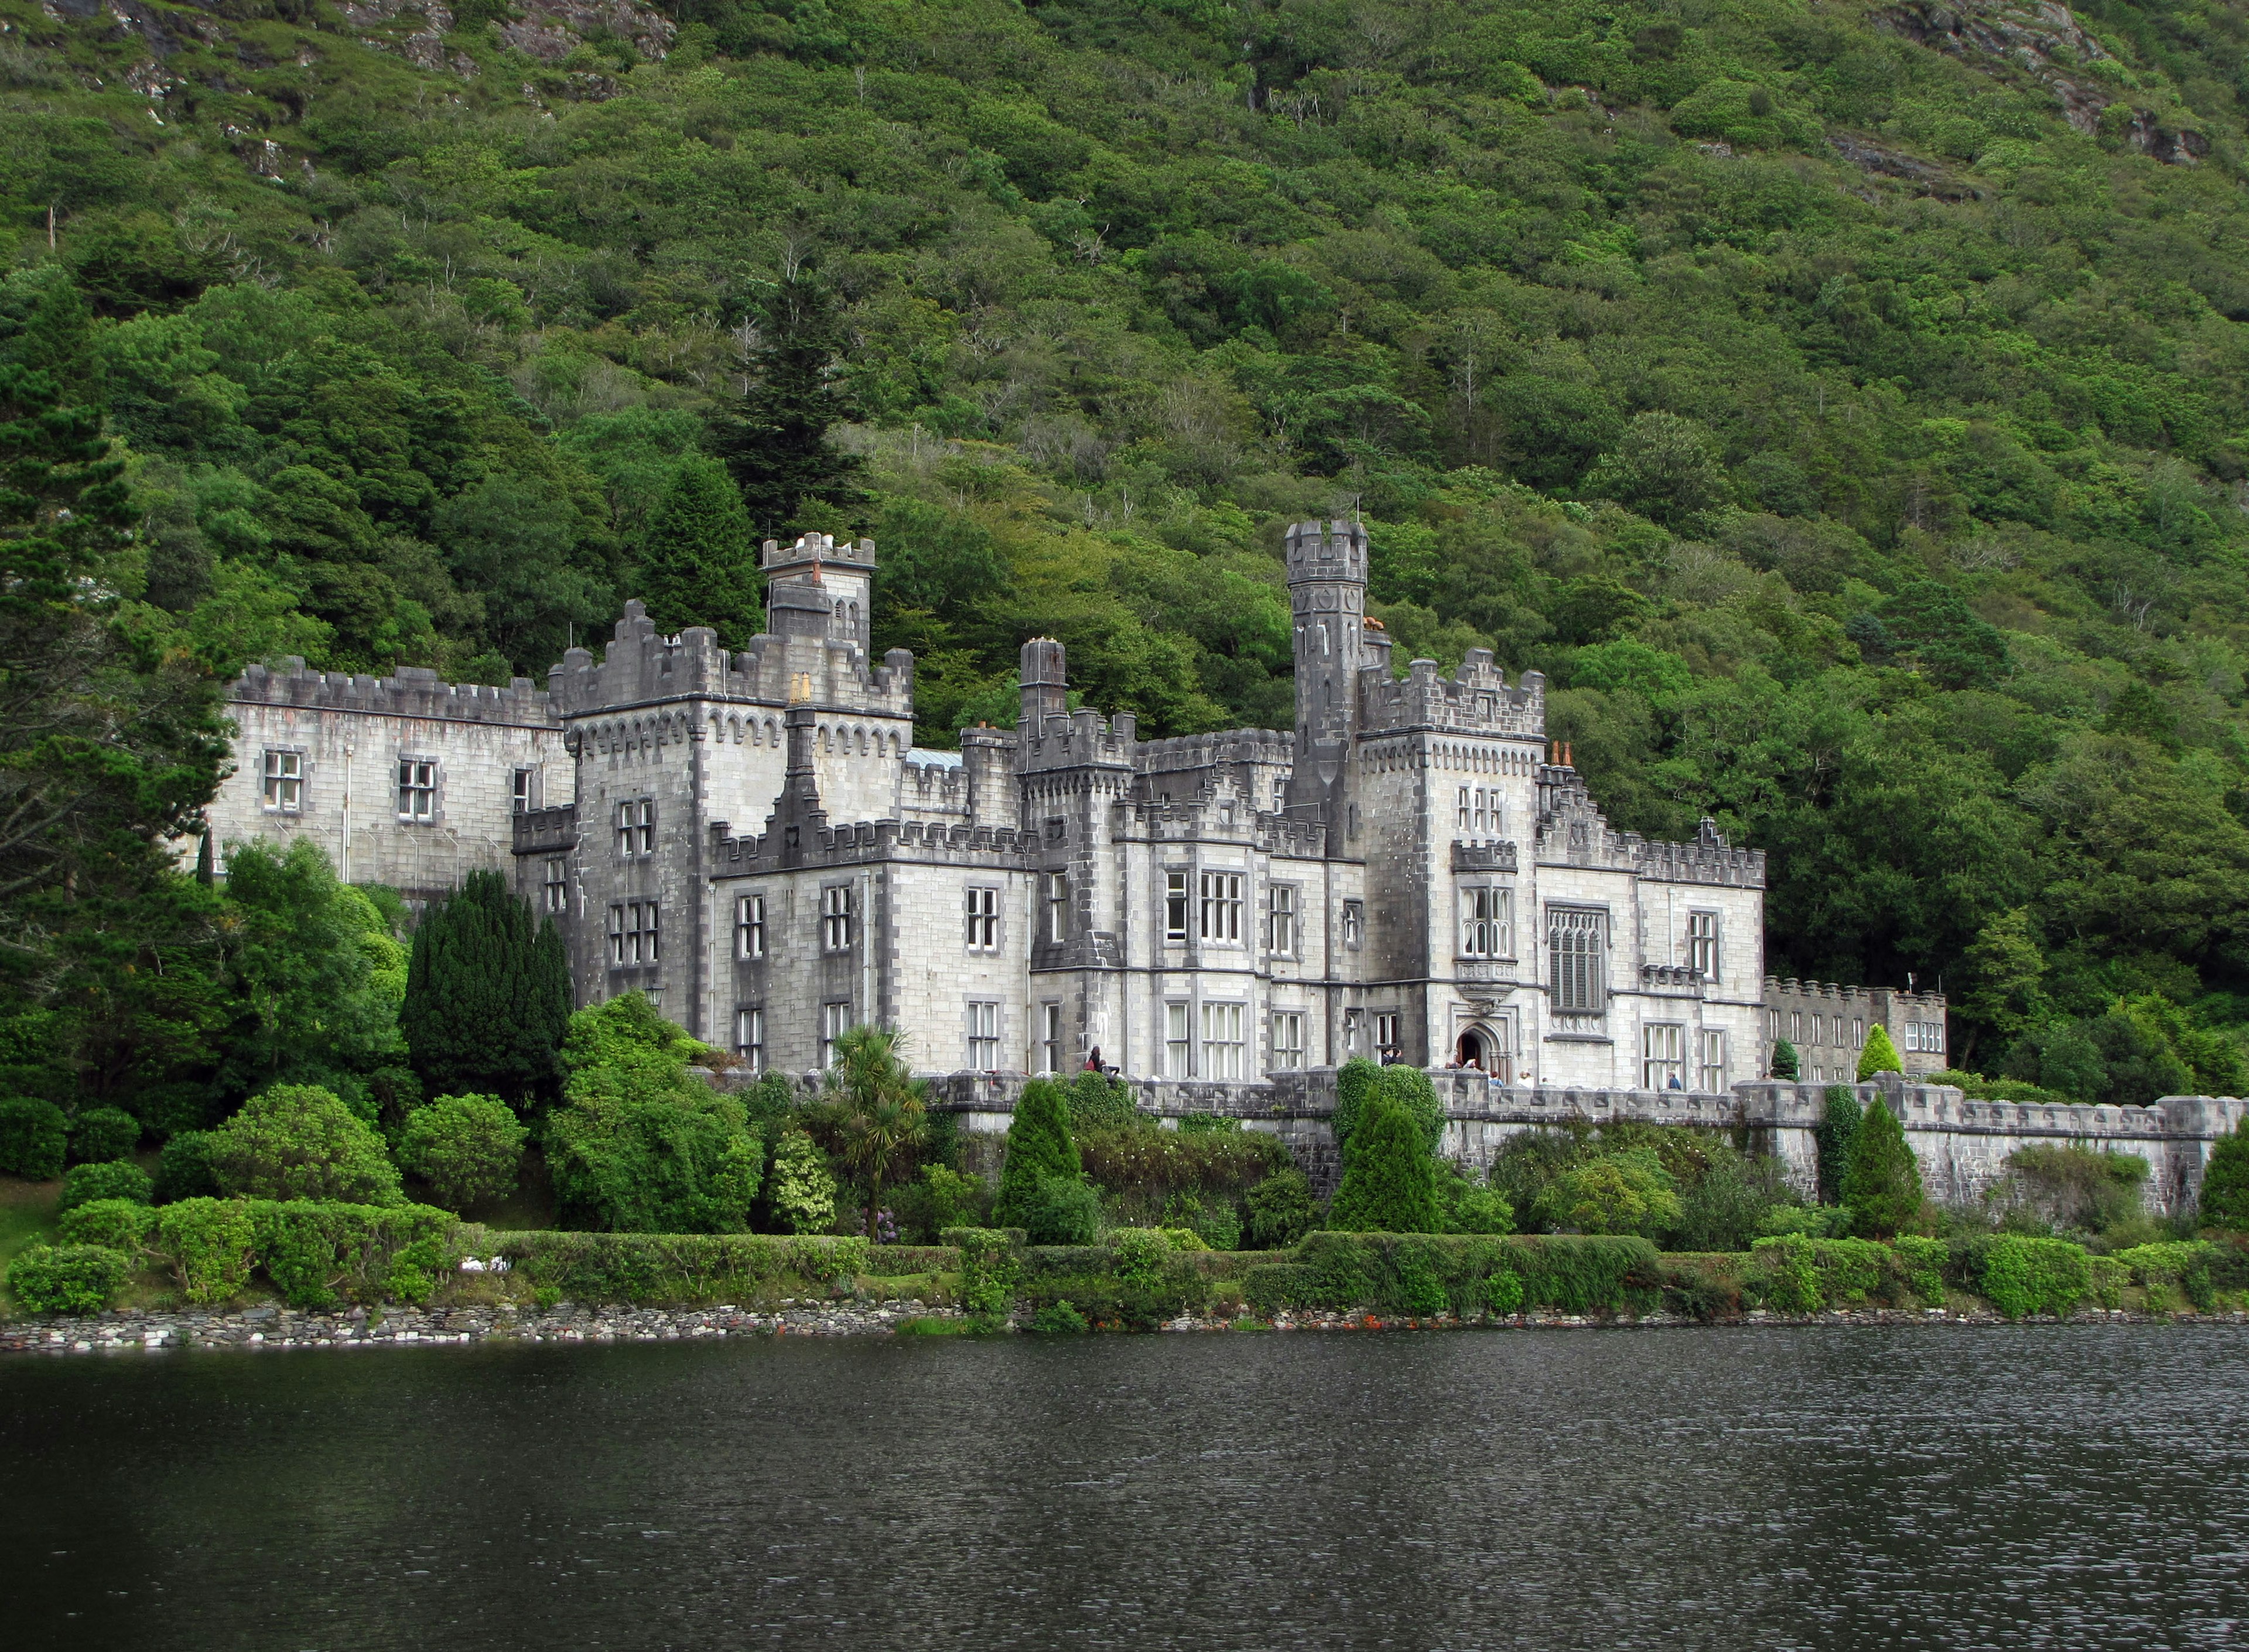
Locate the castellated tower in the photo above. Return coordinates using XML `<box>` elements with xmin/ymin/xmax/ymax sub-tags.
<box><xmin>1281</xmin><ymin>519</ymin><xmax>1368</xmax><ymax>850</ymax></box>
<box><xmin>761</xmin><ymin>532</ymin><xmax>873</xmax><ymax>652</ymax></box>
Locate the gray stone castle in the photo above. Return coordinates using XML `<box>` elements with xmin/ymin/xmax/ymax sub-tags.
<box><xmin>213</xmin><ymin>522</ymin><xmax>1830</xmax><ymax>1091</ymax></box>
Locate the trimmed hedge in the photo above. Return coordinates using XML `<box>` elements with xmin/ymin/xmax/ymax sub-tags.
<box><xmin>57</xmin><ymin>1159</ymin><xmax>153</xmax><ymax>1212</ymax></box>
<box><xmin>482</xmin><ymin>1230</ymin><xmax>955</xmax><ymax>1302</ymax></box>
<box><xmin>59</xmin><ymin>1198</ymin><xmax>156</xmax><ymax>1252</ymax></box>
<box><xmin>250</xmin><ymin>1202</ymin><xmax>457</xmax><ymax>1309</ymax></box>
<box><xmin>7</xmin><ymin>1244</ymin><xmax>131</xmax><ymax>1314</ymax></box>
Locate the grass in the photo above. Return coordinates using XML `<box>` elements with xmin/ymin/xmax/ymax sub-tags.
<box><xmin>0</xmin><ymin>1174</ymin><xmax>61</xmax><ymax>1316</ymax></box>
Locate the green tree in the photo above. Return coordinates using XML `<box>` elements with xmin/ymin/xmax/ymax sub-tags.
<box><xmin>400</xmin><ymin>870</ymin><xmax>570</xmax><ymax>1107</ymax></box>
<box><xmin>708</xmin><ymin>273</ymin><xmax>868</xmax><ymax>536</ymax></box>
<box><xmin>1243</xmin><ymin>1167</ymin><xmax>1320</xmax><ymax>1249</ymax></box>
<box><xmin>1584</xmin><ymin>412</ymin><xmax>1731</xmax><ymax>528</ymax></box>
<box><xmin>1878</xmin><ymin>583</ymin><xmax>2009</xmax><ymax>690</ymax></box>
<box><xmin>206</xmin><ymin>1083</ymin><xmax>404</xmax><ymax>1205</ymax></box>
<box><xmin>1769</xmin><ymin>1039</ymin><xmax>1799</xmax><ymax>1080</ymax></box>
<box><xmin>765</xmin><ymin>1127</ymin><xmax>837</xmax><ymax>1234</ymax></box>
<box><xmin>992</xmin><ymin>1078</ymin><xmax>1082</xmax><ymax>1229</ymax></box>
<box><xmin>2198</xmin><ymin>1120</ymin><xmax>2249</xmax><ymax>1233</ymax></box>
<box><xmin>1857</xmin><ymin>1024</ymin><xmax>1903</xmax><ymax>1080</ymax></box>
<box><xmin>824</xmin><ymin>1024</ymin><xmax>928</xmax><ymax>1234</ymax></box>
<box><xmin>1957</xmin><ymin>908</ymin><xmax>2049</xmax><ymax>1059</ymax></box>
<box><xmin>397</xmin><ymin>1093</ymin><xmax>527</xmax><ymax>1212</ymax></box>
<box><xmin>1839</xmin><ymin>1100</ymin><xmax>1921</xmax><ymax>1238</ymax></box>
<box><xmin>1533</xmin><ymin>1150</ymin><xmax>1681</xmax><ymax>1239</ymax></box>
<box><xmin>1328</xmin><ymin>1091</ymin><xmax>1440</xmax><ymax>1234</ymax></box>
<box><xmin>1814</xmin><ymin>1086</ymin><xmax>1863</xmax><ymax>1205</ymax></box>
<box><xmin>1331</xmin><ymin>1056</ymin><xmax>1383</xmax><ymax>1148</ymax></box>
<box><xmin>635</xmin><ymin>455</ymin><xmax>762</xmax><ymax>645</ymax></box>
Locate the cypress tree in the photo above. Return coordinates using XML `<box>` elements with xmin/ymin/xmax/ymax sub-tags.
<box><xmin>401</xmin><ymin>872</ymin><xmax>570</xmax><ymax>1108</ymax></box>
<box><xmin>1840</xmin><ymin>1100</ymin><xmax>1922</xmax><ymax>1238</ymax></box>
<box><xmin>1333</xmin><ymin>1056</ymin><xmax>1382</xmax><ymax>1149</ymax></box>
<box><xmin>707</xmin><ymin>272</ymin><xmax>869</xmax><ymax>536</ymax></box>
<box><xmin>635</xmin><ymin>455</ymin><xmax>762</xmax><ymax>645</ymax></box>
<box><xmin>1328</xmin><ymin>1092</ymin><xmax>1440</xmax><ymax>1234</ymax></box>
<box><xmin>1858</xmin><ymin>1023</ymin><xmax>1903</xmax><ymax>1080</ymax></box>
<box><xmin>2199</xmin><ymin>1120</ymin><xmax>2249</xmax><ymax>1233</ymax></box>
<box><xmin>1770</xmin><ymin>1039</ymin><xmax>1799</xmax><ymax>1079</ymax></box>
<box><xmin>992</xmin><ymin>1078</ymin><xmax>1081</xmax><ymax>1227</ymax></box>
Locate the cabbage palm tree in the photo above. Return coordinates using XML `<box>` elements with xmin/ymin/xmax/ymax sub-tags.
<box><xmin>825</xmin><ymin>1024</ymin><xmax>929</xmax><ymax>1236</ymax></box>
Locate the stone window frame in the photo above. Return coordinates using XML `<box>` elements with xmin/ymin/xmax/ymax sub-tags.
<box><xmin>736</xmin><ymin>1005</ymin><xmax>765</xmax><ymax>1072</ymax></box>
<box><xmin>1038</xmin><ymin>1001</ymin><xmax>1064</xmax><ymax>1075</ymax></box>
<box><xmin>511</xmin><ymin>766</ymin><xmax>537</xmax><ymax>816</ymax></box>
<box><xmin>261</xmin><ymin>746</ymin><xmax>307</xmax><ymax>815</ymax></box>
<box><xmin>735</xmin><ymin>892</ymin><xmax>767</xmax><ymax>960</ymax></box>
<box><xmin>1164</xmin><ymin>1000</ymin><xmax>1192</xmax><ymax>1078</ymax></box>
<box><xmin>964</xmin><ymin>884</ymin><xmax>1002</xmax><ymax>953</ymax></box>
<box><xmin>1686</xmin><ymin>908</ymin><xmax>1720</xmax><ymax>981</ymax></box>
<box><xmin>541</xmin><ymin>856</ymin><xmax>568</xmax><ymax>914</ymax></box>
<box><xmin>1340</xmin><ymin>898</ymin><xmax>1365</xmax><ymax>950</ymax></box>
<box><xmin>1642</xmin><ymin>1021</ymin><xmax>1686</xmax><ymax>1090</ymax></box>
<box><xmin>1266</xmin><ymin>881</ymin><xmax>1301</xmax><ymax>960</ymax></box>
<box><xmin>1270</xmin><ymin>1007</ymin><xmax>1307</xmax><ymax>1070</ymax></box>
<box><xmin>1547</xmin><ymin>904</ymin><xmax>1609</xmax><ymax>1015</ymax></box>
<box><xmin>965</xmin><ymin>998</ymin><xmax>1003</xmax><ymax>1072</ymax></box>
<box><xmin>1372</xmin><ymin>1010</ymin><xmax>1403</xmax><ymax>1064</ymax></box>
<box><xmin>821</xmin><ymin>1000</ymin><xmax>855</xmax><ymax>1069</ymax></box>
<box><xmin>1197</xmin><ymin>868</ymin><xmax>1244</xmax><ymax>945</ymax></box>
<box><xmin>1163</xmin><ymin>868</ymin><xmax>1190</xmax><ymax>942</ymax></box>
<box><xmin>395</xmin><ymin>753</ymin><xmax>440</xmax><ymax>825</ymax></box>
<box><xmin>607</xmin><ymin>900</ymin><xmax>659</xmax><ymax>966</ymax></box>
<box><xmin>1199</xmin><ymin>999</ymin><xmax>1247</xmax><ymax>1080</ymax></box>
<box><xmin>616</xmin><ymin>797</ymin><xmax>657</xmax><ymax>857</ymax></box>
<box><xmin>1458</xmin><ymin>884</ymin><xmax>1513</xmax><ymax>960</ymax></box>
<box><xmin>1044</xmin><ymin>871</ymin><xmax>1070</xmax><ymax>943</ymax></box>
<box><xmin>819</xmin><ymin>883</ymin><xmax>855</xmax><ymax>953</ymax></box>
<box><xmin>1697</xmin><ymin>1028</ymin><xmax>1727</xmax><ymax>1093</ymax></box>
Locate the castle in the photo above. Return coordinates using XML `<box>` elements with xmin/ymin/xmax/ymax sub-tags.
<box><xmin>208</xmin><ymin>522</ymin><xmax>1930</xmax><ymax>1090</ymax></box>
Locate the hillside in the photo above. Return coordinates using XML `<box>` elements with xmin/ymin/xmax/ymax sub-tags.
<box><xmin>9</xmin><ymin>0</ymin><xmax>2249</xmax><ymax>1101</ymax></box>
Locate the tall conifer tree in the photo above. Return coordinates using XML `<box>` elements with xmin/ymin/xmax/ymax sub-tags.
<box><xmin>635</xmin><ymin>456</ymin><xmax>761</xmax><ymax>645</ymax></box>
<box><xmin>401</xmin><ymin>871</ymin><xmax>570</xmax><ymax>1107</ymax></box>
<box><xmin>707</xmin><ymin>272</ymin><xmax>869</xmax><ymax>536</ymax></box>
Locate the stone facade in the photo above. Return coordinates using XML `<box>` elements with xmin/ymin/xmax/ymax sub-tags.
<box><xmin>210</xmin><ymin>523</ymin><xmax>1763</xmax><ymax>1090</ymax></box>
<box><xmin>1762</xmin><ymin>977</ymin><xmax>1952</xmax><ymax>1081</ymax></box>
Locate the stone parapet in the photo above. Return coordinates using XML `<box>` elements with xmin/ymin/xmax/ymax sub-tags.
<box><xmin>229</xmin><ymin>660</ymin><xmax>556</xmax><ymax>726</ymax></box>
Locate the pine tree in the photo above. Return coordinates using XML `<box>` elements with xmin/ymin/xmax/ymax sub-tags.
<box><xmin>992</xmin><ymin>1078</ymin><xmax>1081</xmax><ymax>1229</ymax></box>
<box><xmin>2199</xmin><ymin>1120</ymin><xmax>2249</xmax><ymax>1233</ymax></box>
<box><xmin>1770</xmin><ymin>1039</ymin><xmax>1799</xmax><ymax>1079</ymax></box>
<box><xmin>1328</xmin><ymin>1091</ymin><xmax>1440</xmax><ymax>1234</ymax></box>
<box><xmin>635</xmin><ymin>455</ymin><xmax>763</xmax><ymax>645</ymax></box>
<box><xmin>401</xmin><ymin>871</ymin><xmax>570</xmax><ymax>1107</ymax></box>
<box><xmin>707</xmin><ymin>272</ymin><xmax>869</xmax><ymax>536</ymax></box>
<box><xmin>1840</xmin><ymin>1099</ymin><xmax>1922</xmax><ymax>1238</ymax></box>
<box><xmin>1858</xmin><ymin>1023</ymin><xmax>1903</xmax><ymax>1080</ymax></box>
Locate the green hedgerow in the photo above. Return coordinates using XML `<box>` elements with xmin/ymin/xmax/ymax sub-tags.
<box><xmin>1891</xmin><ymin>1235</ymin><xmax>1947</xmax><ymax>1306</ymax></box>
<box><xmin>1067</xmin><ymin>1070</ymin><xmax>1138</xmax><ymax>1131</ymax></box>
<box><xmin>1980</xmin><ymin>1235</ymin><xmax>2090</xmax><ymax>1320</ymax></box>
<box><xmin>1109</xmin><ymin>1227</ymin><xmax>1172</xmax><ymax>1288</ymax></box>
<box><xmin>952</xmin><ymin>1227</ymin><xmax>1021</xmax><ymax>1323</ymax></box>
<box><xmin>59</xmin><ymin>1197</ymin><xmax>156</xmax><ymax>1252</ymax></box>
<box><xmin>1534</xmin><ymin>1150</ymin><xmax>1680</xmax><ymax>1239</ymax></box>
<box><xmin>58</xmin><ymin>1158</ymin><xmax>153</xmax><ymax>1212</ymax></box>
<box><xmin>0</xmin><ymin>1096</ymin><xmax>67</xmax><ymax>1179</ymax></box>
<box><xmin>67</xmin><ymin>1106</ymin><xmax>141</xmax><ymax>1165</ymax></box>
<box><xmin>1484</xmin><ymin>1268</ymin><xmax>1525</xmax><ymax>1316</ymax></box>
<box><xmin>1020</xmin><ymin>1173</ymin><xmax>1101</xmax><ymax>1245</ymax></box>
<box><xmin>7</xmin><ymin>1244</ymin><xmax>129</xmax><ymax>1314</ymax></box>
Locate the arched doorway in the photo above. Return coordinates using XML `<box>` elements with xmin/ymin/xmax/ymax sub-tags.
<box><xmin>1455</xmin><ymin>1027</ymin><xmax>1493</xmax><ymax>1072</ymax></box>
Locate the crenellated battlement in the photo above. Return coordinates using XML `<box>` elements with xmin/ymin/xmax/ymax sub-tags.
<box><xmin>712</xmin><ymin>814</ymin><xmax>1041</xmax><ymax>870</ymax></box>
<box><xmin>1359</xmin><ymin>652</ymin><xmax>1545</xmax><ymax>738</ymax></box>
<box><xmin>546</xmin><ymin>601</ymin><xmax>912</xmax><ymax>722</ymax></box>
<box><xmin>1018</xmin><ymin>707</ymin><xmax>1138</xmax><ymax>772</ymax></box>
<box><xmin>230</xmin><ymin>660</ymin><xmax>558</xmax><ymax>727</ymax></box>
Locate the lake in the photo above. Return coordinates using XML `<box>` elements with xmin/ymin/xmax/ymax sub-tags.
<box><xmin>5</xmin><ymin>1325</ymin><xmax>2247</xmax><ymax>1650</ymax></box>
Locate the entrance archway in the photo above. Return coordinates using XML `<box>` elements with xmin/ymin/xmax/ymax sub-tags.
<box><xmin>1455</xmin><ymin>1028</ymin><xmax>1493</xmax><ymax>1072</ymax></box>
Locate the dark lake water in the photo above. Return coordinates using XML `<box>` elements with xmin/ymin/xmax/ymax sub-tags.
<box><xmin>5</xmin><ymin>1326</ymin><xmax>2248</xmax><ymax>1650</ymax></box>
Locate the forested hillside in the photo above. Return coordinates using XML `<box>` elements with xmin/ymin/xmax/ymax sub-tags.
<box><xmin>9</xmin><ymin>0</ymin><xmax>2249</xmax><ymax>1111</ymax></box>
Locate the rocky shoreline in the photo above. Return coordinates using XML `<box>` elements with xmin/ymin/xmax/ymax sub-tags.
<box><xmin>5</xmin><ymin>1301</ymin><xmax>2243</xmax><ymax>1355</ymax></box>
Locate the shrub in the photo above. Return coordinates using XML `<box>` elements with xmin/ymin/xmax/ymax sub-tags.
<box><xmin>154</xmin><ymin>1131</ymin><xmax>220</xmax><ymax>1202</ymax></box>
<box><xmin>493</xmin><ymin>1231</ymin><xmax>893</xmax><ymax>1302</ymax></box>
<box><xmin>952</xmin><ymin>1227</ymin><xmax>1021</xmax><ymax>1323</ymax></box>
<box><xmin>1840</xmin><ymin>1100</ymin><xmax>1921</xmax><ymax>1239</ymax></box>
<box><xmin>249</xmin><ymin>1201</ymin><xmax>456</xmax><ymax>1308</ymax></box>
<box><xmin>1020</xmin><ymin>1174</ymin><xmax>1101</xmax><ymax>1245</ymax></box>
<box><xmin>1757</xmin><ymin>1204</ymin><xmax>1849</xmax><ymax>1239</ymax></box>
<box><xmin>1378</xmin><ymin>1066</ymin><xmax>1445</xmax><ymax>1154</ymax></box>
<box><xmin>0</xmin><ymin>1096</ymin><xmax>67</xmax><ymax>1179</ymax></box>
<box><xmin>69</xmin><ymin>1107</ymin><xmax>141</xmax><ymax>1165</ymax></box>
<box><xmin>1503</xmin><ymin>1235</ymin><xmax>1659</xmax><ymax>1313</ymax></box>
<box><xmin>1392</xmin><ymin>1236</ymin><xmax>1449</xmax><ymax>1316</ymax></box>
<box><xmin>1329</xmin><ymin>1091</ymin><xmax>1439</xmax><ymax>1233</ymax></box>
<box><xmin>1997</xmin><ymin>1144</ymin><xmax>2148</xmax><ymax>1234</ymax></box>
<box><xmin>918</xmin><ymin>1162</ymin><xmax>988</xmax><ymax>1233</ymax></box>
<box><xmin>765</xmin><ymin>1127</ymin><xmax>837</xmax><ymax>1234</ymax></box>
<box><xmin>2199</xmin><ymin>1120</ymin><xmax>2249</xmax><ymax>1233</ymax></box>
<box><xmin>1891</xmin><ymin>1235</ymin><xmax>1947</xmax><ymax>1306</ymax></box>
<box><xmin>1484</xmin><ymin>1268</ymin><xmax>1525</xmax><ymax>1316</ymax></box>
<box><xmin>1813</xmin><ymin>1087</ymin><xmax>1861</xmax><ymax>1205</ymax></box>
<box><xmin>58</xmin><ymin>1158</ymin><xmax>153</xmax><ymax>1212</ymax></box>
<box><xmin>1067</xmin><ymin>1070</ymin><xmax>1138</xmax><ymax>1130</ymax></box>
<box><xmin>1159</xmin><ymin>1189</ymin><xmax>1240</xmax><ymax>1250</ymax></box>
<box><xmin>1332</xmin><ymin>1057</ymin><xmax>1382</xmax><ymax>1149</ymax></box>
<box><xmin>1110</xmin><ymin>1227</ymin><xmax>1173</xmax><ymax>1289</ymax></box>
<box><xmin>1436</xmin><ymin>1164</ymin><xmax>1515</xmax><ymax>1234</ymax></box>
<box><xmin>1534</xmin><ymin>1150</ymin><xmax>1680</xmax><ymax>1238</ymax></box>
<box><xmin>155</xmin><ymin>1198</ymin><xmax>257</xmax><ymax>1302</ymax></box>
<box><xmin>207</xmin><ymin>1085</ymin><xmax>404</xmax><ymax>1205</ymax></box>
<box><xmin>992</xmin><ymin>1079</ymin><xmax>1081</xmax><ymax>1228</ymax></box>
<box><xmin>1857</xmin><ymin>1024</ymin><xmax>1903</xmax><ymax>1080</ymax></box>
<box><xmin>59</xmin><ymin>1197</ymin><xmax>156</xmax><ymax>1251</ymax></box>
<box><xmin>7</xmin><ymin>1244</ymin><xmax>129</xmax><ymax>1314</ymax></box>
<box><xmin>1031</xmin><ymin>1298</ymin><xmax>1090</xmax><ymax>1334</ymax></box>
<box><xmin>398</xmin><ymin>1094</ymin><xmax>527</xmax><ymax>1211</ymax></box>
<box><xmin>1673</xmin><ymin>1151</ymin><xmax>1783</xmax><ymax>1251</ymax></box>
<box><xmin>1980</xmin><ymin>1235</ymin><xmax>2091</xmax><ymax>1319</ymax></box>
<box><xmin>1752</xmin><ymin>1234</ymin><xmax>1824</xmax><ymax>1312</ymax></box>
<box><xmin>1769</xmin><ymin>1039</ymin><xmax>1799</xmax><ymax>1079</ymax></box>
<box><xmin>2114</xmin><ymin>1240</ymin><xmax>2219</xmax><ymax>1312</ymax></box>
<box><xmin>1076</xmin><ymin>1124</ymin><xmax>1287</xmax><ymax>1225</ymax></box>
<box><xmin>1243</xmin><ymin>1168</ymin><xmax>1320</xmax><ymax>1249</ymax></box>
<box><xmin>1243</xmin><ymin>1263</ymin><xmax>1318</xmax><ymax>1314</ymax></box>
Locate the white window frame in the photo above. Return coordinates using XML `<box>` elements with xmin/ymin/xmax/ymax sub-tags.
<box><xmin>1165</xmin><ymin>1001</ymin><xmax>1191</xmax><ymax>1076</ymax></box>
<box><xmin>1460</xmin><ymin>886</ymin><xmax>1513</xmax><ymax>959</ymax></box>
<box><xmin>1687</xmin><ymin>909</ymin><xmax>1718</xmax><ymax>979</ymax></box>
<box><xmin>1373</xmin><ymin>1011</ymin><xmax>1402</xmax><ymax>1063</ymax></box>
<box><xmin>1643</xmin><ymin>1022</ymin><xmax>1685</xmax><ymax>1090</ymax></box>
<box><xmin>1040</xmin><ymin>1002</ymin><xmax>1063</xmax><ymax>1075</ymax></box>
<box><xmin>607</xmin><ymin>901</ymin><xmax>659</xmax><ymax>966</ymax></box>
<box><xmin>821</xmin><ymin>884</ymin><xmax>853</xmax><ymax>952</ymax></box>
<box><xmin>1164</xmin><ymin>871</ymin><xmax>1189</xmax><ymax>941</ymax></box>
<box><xmin>541</xmin><ymin>856</ymin><xmax>567</xmax><ymax>914</ymax></box>
<box><xmin>1269</xmin><ymin>884</ymin><xmax>1298</xmax><ymax>957</ymax></box>
<box><xmin>821</xmin><ymin>1001</ymin><xmax>853</xmax><ymax>1069</ymax></box>
<box><xmin>1272</xmin><ymin>1010</ymin><xmax>1305</xmax><ymax>1070</ymax></box>
<box><xmin>1045</xmin><ymin>871</ymin><xmax>1069</xmax><ymax>942</ymax></box>
<box><xmin>736</xmin><ymin>893</ymin><xmax>766</xmax><ymax>960</ymax></box>
<box><xmin>397</xmin><ymin>757</ymin><xmax>436</xmax><ymax>822</ymax></box>
<box><xmin>1201</xmin><ymin>1001</ymin><xmax>1246</xmax><ymax>1080</ymax></box>
<box><xmin>616</xmin><ymin>798</ymin><xmax>655</xmax><ymax>857</ymax></box>
<box><xmin>736</xmin><ymin>1006</ymin><xmax>765</xmax><ymax>1072</ymax></box>
<box><xmin>966</xmin><ymin>1000</ymin><xmax>1001</xmax><ymax>1072</ymax></box>
<box><xmin>511</xmin><ymin>767</ymin><xmax>535</xmax><ymax>816</ymax></box>
<box><xmin>1198</xmin><ymin>870</ymin><xmax>1243</xmax><ymax>943</ymax></box>
<box><xmin>965</xmin><ymin>885</ymin><xmax>1000</xmax><ymax>952</ymax></box>
<box><xmin>262</xmin><ymin>749</ymin><xmax>303</xmax><ymax>813</ymax></box>
<box><xmin>1341</xmin><ymin>899</ymin><xmax>1363</xmax><ymax>948</ymax></box>
<box><xmin>1697</xmin><ymin>1028</ymin><xmax>1727</xmax><ymax>1093</ymax></box>
<box><xmin>1548</xmin><ymin>907</ymin><xmax>1608</xmax><ymax>1014</ymax></box>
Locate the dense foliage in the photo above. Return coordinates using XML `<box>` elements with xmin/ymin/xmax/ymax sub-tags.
<box><xmin>2202</xmin><ymin>1120</ymin><xmax>2249</xmax><ymax>1230</ymax></box>
<box><xmin>1840</xmin><ymin>1098</ymin><xmax>1924</xmax><ymax>1235</ymax></box>
<box><xmin>397</xmin><ymin>1092</ymin><xmax>529</xmax><ymax>1211</ymax></box>
<box><xmin>400</xmin><ymin>871</ymin><xmax>570</xmax><ymax>1107</ymax></box>
<box><xmin>206</xmin><ymin>1082</ymin><xmax>405</xmax><ymax>1204</ymax></box>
